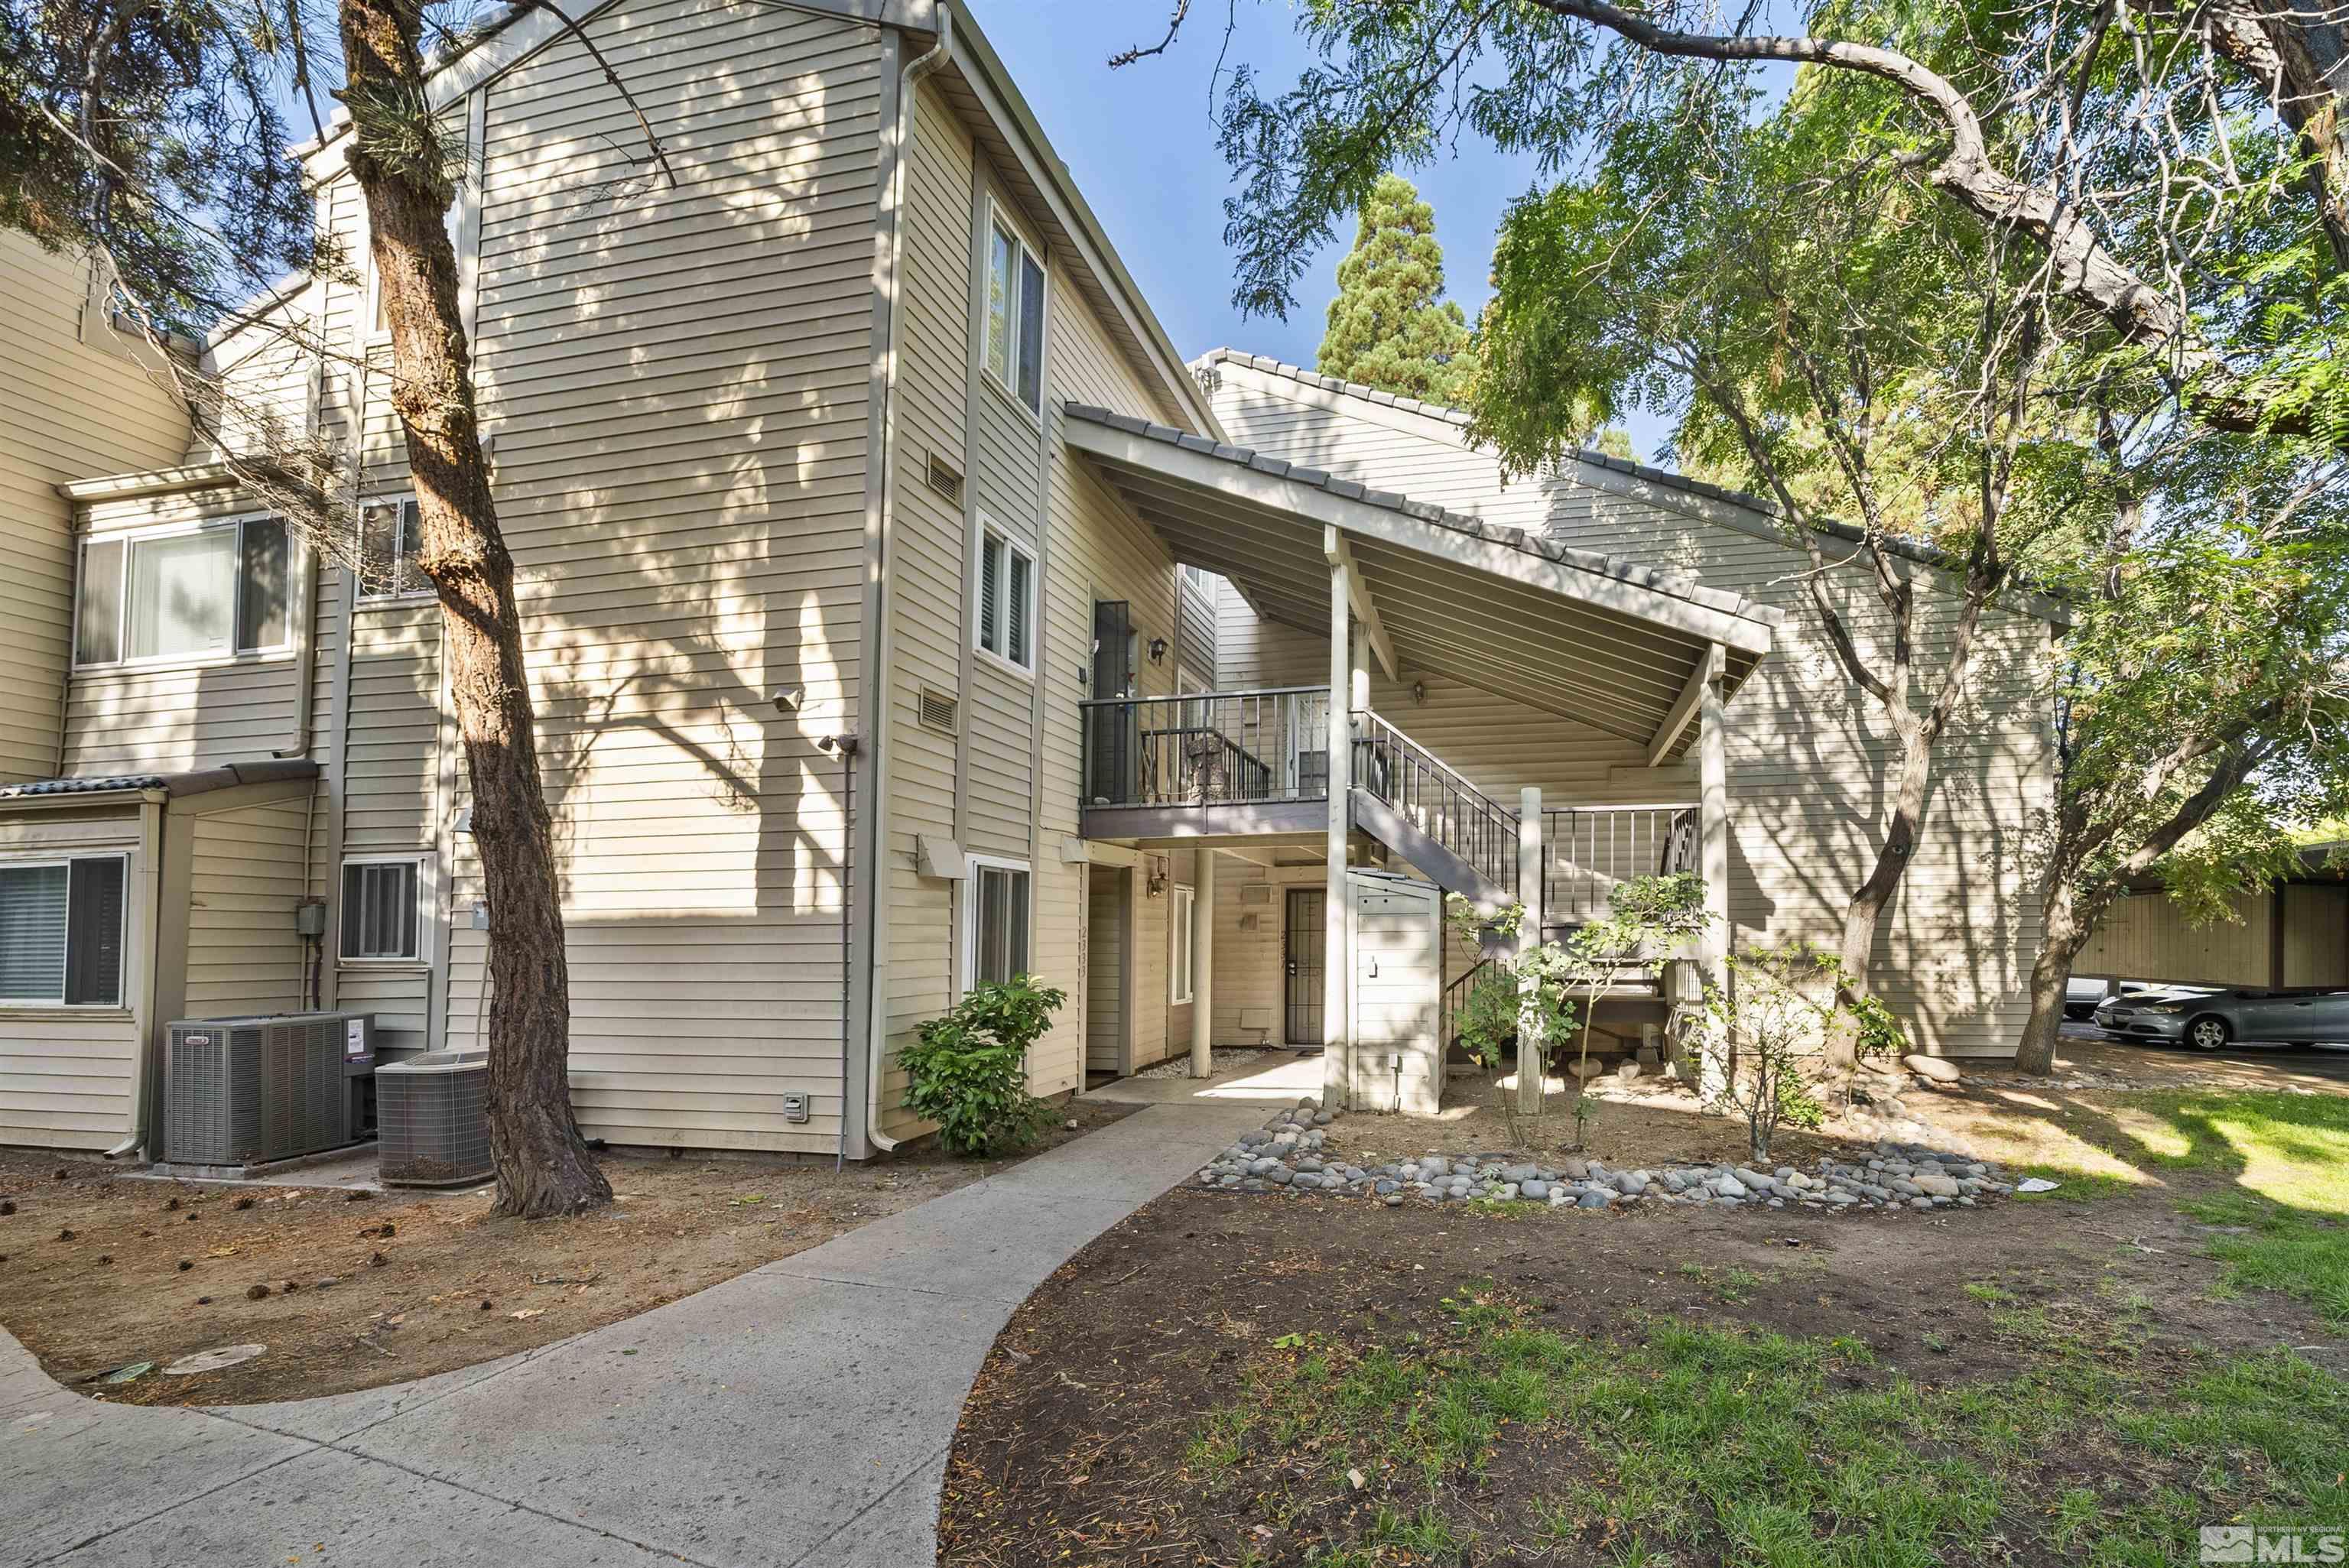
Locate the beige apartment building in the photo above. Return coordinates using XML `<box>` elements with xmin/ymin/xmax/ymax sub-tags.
<box><xmin>0</xmin><ymin>0</ymin><xmax>2058</xmax><ymax>1158</ymax></box>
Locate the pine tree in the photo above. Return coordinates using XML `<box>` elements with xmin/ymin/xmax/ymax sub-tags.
<box><xmin>1315</xmin><ymin>174</ymin><xmax>1478</xmax><ymax>406</ymax></box>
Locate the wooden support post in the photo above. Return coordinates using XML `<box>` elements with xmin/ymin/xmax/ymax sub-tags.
<box><xmin>1516</xmin><ymin>785</ymin><xmax>1545</xmax><ymax>1115</ymax></box>
<box><xmin>1696</xmin><ymin>644</ymin><xmax>1730</xmax><ymax>1096</ymax></box>
<box><xmin>1191</xmin><ymin>848</ymin><xmax>1216</xmax><ymax>1078</ymax></box>
<box><xmin>1324</xmin><ymin>565</ymin><xmax>1353</xmax><ymax>1109</ymax></box>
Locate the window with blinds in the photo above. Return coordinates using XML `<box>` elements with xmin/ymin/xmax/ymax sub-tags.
<box><xmin>0</xmin><ymin>856</ymin><xmax>127</xmax><ymax>1006</ymax></box>
<box><xmin>74</xmin><ymin>518</ymin><xmax>292</xmax><ymax>667</ymax></box>
<box><xmin>966</xmin><ymin>860</ymin><xmax>1032</xmax><ymax>989</ymax></box>
<box><xmin>976</xmin><ymin>525</ymin><xmax>1036</xmax><ymax>674</ymax></box>
<box><xmin>340</xmin><ymin>859</ymin><xmax>423</xmax><ymax>962</ymax></box>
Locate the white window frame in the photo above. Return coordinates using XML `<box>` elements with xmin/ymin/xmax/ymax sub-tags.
<box><xmin>960</xmin><ymin>854</ymin><xmax>1032</xmax><ymax>993</ymax></box>
<box><xmin>338</xmin><ymin>855</ymin><xmax>431</xmax><ymax>967</ymax></box>
<box><xmin>981</xmin><ymin>198</ymin><xmax>1048</xmax><ymax>422</ymax></box>
<box><xmin>1181</xmin><ymin>563</ymin><xmax>1214</xmax><ymax>592</ymax></box>
<box><xmin>973</xmin><ymin>520</ymin><xmax>1038</xmax><ymax>678</ymax></box>
<box><xmin>71</xmin><ymin>513</ymin><xmax>297</xmax><ymax>672</ymax></box>
<box><xmin>1169</xmin><ymin>883</ymin><xmax>1196</xmax><ymax>1005</ymax></box>
<box><xmin>355</xmin><ymin>495</ymin><xmax>434</xmax><ymax>604</ymax></box>
<box><xmin>0</xmin><ymin>852</ymin><xmax>131</xmax><ymax>1010</ymax></box>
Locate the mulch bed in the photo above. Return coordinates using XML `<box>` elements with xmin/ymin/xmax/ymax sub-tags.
<box><xmin>938</xmin><ymin>1173</ymin><xmax>2341</xmax><ymax>1567</ymax></box>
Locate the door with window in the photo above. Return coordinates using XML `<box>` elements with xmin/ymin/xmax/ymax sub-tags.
<box><xmin>1087</xmin><ymin>599</ymin><xmax>1136</xmax><ymax>805</ymax></box>
<box><xmin>1284</xmin><ymin>887</ymin><xmax>1326</xmax><ymax>1045</ymax></box>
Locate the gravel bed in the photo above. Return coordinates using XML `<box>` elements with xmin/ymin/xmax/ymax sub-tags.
<box><xmin>1194</xmin><ymin>1099</ymin><xmax>2016</xmax><ymax>1213</ymax></box>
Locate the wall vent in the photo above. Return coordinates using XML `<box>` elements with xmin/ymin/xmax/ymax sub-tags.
<box><xmin>924</xmin><ymin>452</ymin><xmax>964</xmax><ymax>504</ymax></box>
<box><xmin>918</xmin><ymin>687</ymin><xmax>959</xmax><ymax>733</ymax></box>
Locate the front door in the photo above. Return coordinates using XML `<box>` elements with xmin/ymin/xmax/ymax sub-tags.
<box><xmin>1087</xmin><ymin>599</ymin><xmax>1136</xmax><ymax>804</ymax></box>
<box><xmin>1285</xmin><ymin>887</ymin><xmax>1326</xmax><ymax>1044</ymax></box>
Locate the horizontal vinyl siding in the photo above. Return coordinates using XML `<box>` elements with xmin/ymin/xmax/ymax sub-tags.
<box><xmin>460</xmin><ymin>0</ymin><xmax>880</xmax><ymax>1152</ymax></box>
<box><xmin>0</xmin><ymin>805</ymin><xmax>146</xmax><ymax>1150</ymax></box>
<box><xmin>1035</xmin><ymin>276</ymin><xmax>1194</xmax><ymax>1093</ymax></box>
<box><xmin>0</xmin><ymin>232</ymin><xmax>191</xmax><ymax>784</ymax></box>
<box><xmin>184</xmin><ymin>800</ymin><xmax>308</xmax><ymax>1018</ymax></box>
<box><xmin>876</xmin><ymin>86</ymin><xmax>974</xmax><ymax>1142</ymax></box>
<box><xmin>1210</xmin><ymin>365</ymin><xmax>2056</xmax><ymax>1058</ymax></box>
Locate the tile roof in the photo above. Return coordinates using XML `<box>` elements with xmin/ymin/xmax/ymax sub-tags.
<box><xmin>0</xmin><ymin>759</ymin><xmax>320</xmax><ymax>802</ymax></box>
<box><xmin>1194</xmin><ymin>348</ymin><xmax>2071</xmax><ymax>612</ymax></box>
<box><xmin>1064</xmin><ymin>402</ymin><xmax>1781</xmax><ymax>628</ymax></box>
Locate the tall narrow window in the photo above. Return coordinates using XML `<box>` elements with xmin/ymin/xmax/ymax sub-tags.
<box><xmin>76</xmin><ymin>518</ymin><xmax>297</xmax><ymax>667</ymax></box>
<box><xmin>359</xmin><ymin>499</ymin><xmax>429</xmax><ymax>599</ymax></box>
<box><xmin>340</xmin><ymin>859</ymin><xmax>423</xmax><ymax>963</ymax></box>
<box><xmin>1169</xmin><ymin>885</ymin><xmax>1196</xmax><ymax>1005</ymax></box>
<box><xmin>983</xmin><ymin>208</ymin><xmax>1048</xmax><ymax>417</ymax></box>
<box><xmin>0</xmin><ymin>856</ymin><xmax>128</xmax><ymax>1007</ymax></box>
<box><xmin>975</xmin><ymin>524</ymin><xmax>1036</xmax><ymax>674</ymax></box>
<box><xmin>965</xmin><ymin>859</ymin><xmax>1032</xmax><ymax>989</ymax></box>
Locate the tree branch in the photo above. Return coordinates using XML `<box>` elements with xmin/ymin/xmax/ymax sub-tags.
<box><xmin>514</xmin><ymin>0</ymin><xmax>677</xmax><ymax>190</ymax></box>
<box><xmin>1522</xmin><ymin>0</ymin><xmax>2315</xmax><ymax>441</ymax></box>
<box><xmin>1110</xmin><ymin>0</ymin><xmax>1190</xmax><ymax>69</ymax></box>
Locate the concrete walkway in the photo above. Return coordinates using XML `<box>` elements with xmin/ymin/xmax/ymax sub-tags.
<box><xmin>3</xmin><ymin>1094</ymin><xmax>1268</xmax><ymax>1568</ymax></box>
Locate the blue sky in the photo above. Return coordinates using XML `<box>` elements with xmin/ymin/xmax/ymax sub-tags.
<box><xmin>973</xmin><ymin>1</ymin><xmax>1678</xmax><ymax>464</ymax></box>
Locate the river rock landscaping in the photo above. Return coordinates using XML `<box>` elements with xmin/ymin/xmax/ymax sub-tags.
<box><xmin>1197</xmin><ymin>1097</ymin><xmax>2018</xmax><ymax>1213</ymax></box>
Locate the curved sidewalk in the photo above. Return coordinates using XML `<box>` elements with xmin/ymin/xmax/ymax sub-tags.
<box><xmin>2</xmin><ymin>1089</ymin><xmax>1276</xmax><ymax>1568</ymax></box>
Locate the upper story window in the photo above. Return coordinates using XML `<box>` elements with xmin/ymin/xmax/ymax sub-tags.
<box><xmin>1182</xmin><ymin>564</ymin><xmax>1214</xmax><ymax>592</ymax></box>
<box><xmin>976</xmin><ymin>523</ymin><xmax>1035</xmax><ymax>674</ymax></box>
<box><xmin>0</xmin><ymin>855</ymin><xmax>127</xmax><ymax>1008</ymax></box>
<box><xmin>983</xmin><ymin>206</ymin><xmax>1047</xmax><ymax>417</ymax></box>
<box><xmin>359</xmin><ymin>498</ymin><xmax>430</xmax><ymax>601</ymax></box>
<box><xmin>75</xmin><ymin>516</ymin><xmax>291</xmax><ymax>667</ymax></box>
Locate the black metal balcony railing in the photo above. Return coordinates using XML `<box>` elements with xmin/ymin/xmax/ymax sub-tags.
<box><xmin>1542</xmin><ymin>803</ymin><xmax>1701</xmax><ymax>926</ymax></box>
<box><xmin>1080</xmin><ymin>686</ymin><xmax>1330</xmax><ymax>809</ymax></box>
<box><xmin>1352</xmin><ymin>709</ymin><xmax>1521</xmax><ymax>890</ymax></box>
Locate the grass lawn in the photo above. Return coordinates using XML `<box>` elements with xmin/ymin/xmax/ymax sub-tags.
<box><xmin>943</xmin><ymin>1083</ymin><xmax>2349</xmax><ymax>1568</ymax></box>
<box><xmin>1200</xmin><ymin>1287</ymin><xmax>2346</xmax><ymax>1567</ymax></box>
<box><xmin>1999</xmin><ymin>1089</ymin><xmax>2349</xmax><ymax>1325</ymax></box>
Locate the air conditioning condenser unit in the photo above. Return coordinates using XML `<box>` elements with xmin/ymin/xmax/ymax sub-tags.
<box><xmin>378</xmin><ymin>1049</ymin><xmax>493</xmax><ymax>1188</ymax></box>
<box><xmin>164</xmin><ymin>1011</ymin><xmax>376</xmax><ymax>1168</ymax></box>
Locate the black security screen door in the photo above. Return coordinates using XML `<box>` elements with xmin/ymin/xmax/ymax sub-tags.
<box><xmin>1285</xmin><ymin>886</ymin><xmax>1325</xmax><ymax>1044</ymax></box>
<box><xmin>1087</xmin><ymin>599</ymin><xmax>1135</xmax><ymax>804</ymax></box>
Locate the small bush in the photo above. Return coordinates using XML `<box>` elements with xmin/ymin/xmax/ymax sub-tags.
<box><xmin>898</xmin><ymin>976</ymin><xmax>1067</xmax><ymax>1157</ymax></box>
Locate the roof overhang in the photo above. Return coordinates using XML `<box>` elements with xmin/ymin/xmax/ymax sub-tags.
<box><xmin>1063</xmin><ymin>405</ymin><xmax>1776</xmax><ymax>752</ymax></box>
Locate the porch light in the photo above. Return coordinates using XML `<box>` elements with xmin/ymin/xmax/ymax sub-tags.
<box><xmin>1148</xmin><ymin>635</ymin><xmax>1168</xmax><ymax>665</ymax></box>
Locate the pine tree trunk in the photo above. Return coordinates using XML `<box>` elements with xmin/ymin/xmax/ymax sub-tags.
<box><xmin>337</xmin><ymin>0</ymin><xmax>609</xmax><ymax>1217</ymax></box>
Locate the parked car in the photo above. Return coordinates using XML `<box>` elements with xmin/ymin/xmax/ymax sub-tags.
<box><xmin>2064</xmin><ymin>979</ymin><xmax>2200</xmax><ymax>1021</ymax></box>
<box><xmin>2092</xmin><ymin>986</ymin><xmax>2349</xmax><ymax>1050</ymax></box>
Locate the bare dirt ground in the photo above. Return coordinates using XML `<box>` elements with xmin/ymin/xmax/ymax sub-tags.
<box><xmin>939</xmin><ymin>1170</ymin><xmax>2344</xmax><ymax>1568</ymax></box>
<box><xmin>0</xmin><ymin>1099</ymin><xmax>1137</xmax><ymax>1407</ymax></box>
<box><xmin>1394</xmin><ymin>1034</ymin><xmax>2347</xmax><ymax>1183</ymax></box>
<box><xmin>937</xmin><ymin>1038</ymin><xmax>2349</xmax><ymax>1568</ymax></box>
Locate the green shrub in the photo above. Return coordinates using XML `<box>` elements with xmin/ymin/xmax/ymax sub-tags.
<box><xmin>898</xmin><ymin>976</ymin><xmax>1067</xmax><ymax>1157</ymax></box>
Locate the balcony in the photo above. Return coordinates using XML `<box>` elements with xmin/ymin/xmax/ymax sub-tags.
<box><xmin>1080</xmin><ymin>686</ymin><xmax>1331</xmax><ymax>839</ymax></box>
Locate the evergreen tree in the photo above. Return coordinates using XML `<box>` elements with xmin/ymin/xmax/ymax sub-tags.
<box><xmin>1315</xmin><ymin>174</ymin><xmax>1477</xmax><ymax>405</ymax></box>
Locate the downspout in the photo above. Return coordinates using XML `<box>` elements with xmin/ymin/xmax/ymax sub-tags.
<box><xmin>106</xmin><ymin>791</ymin><xmax>170</xmax><ymax>1159</ymax></box>
<box><xmin>858</xmin><ymin>8</ymin><xmax>954</xmax><ymax>1154</ymax></box>
<box><xmin>272</xmin><ymin>536</ymin><xmax>320</xmax><ymax>759</ymax></box>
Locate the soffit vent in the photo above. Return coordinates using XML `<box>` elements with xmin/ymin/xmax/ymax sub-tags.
<box><xmin>924</xmin><ymin>452</ymin><xmax>964</xmax><ymax>505</ymax></box>
<box><xmin>918</xmin><ymin>687</ymin><xmax>959</xmax><ymax>734</ymax></box>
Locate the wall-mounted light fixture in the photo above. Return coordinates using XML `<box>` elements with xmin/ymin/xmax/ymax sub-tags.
<box><xmin>1148</xmin><ymin>635</ymin><xmax>1168</xmax><ymax>666</ymax></box>
<box><xmin>1146</xmin><ymin>855</ymin><xmax>1169</xmax><ymax>898</ymax></box>
<box><xmin>1411</xmin><ymin>680</ymin><xmax>1427</xmax><ymax>706</ymax></box>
